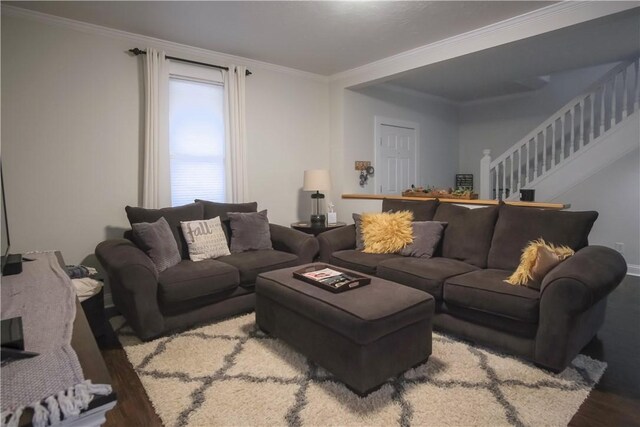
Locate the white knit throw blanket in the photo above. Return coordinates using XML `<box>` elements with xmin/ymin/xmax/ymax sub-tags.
<box><xmin>1</xmin><ymin>252</ymin><xmax>112</xmax><ymax>426</ymax></box>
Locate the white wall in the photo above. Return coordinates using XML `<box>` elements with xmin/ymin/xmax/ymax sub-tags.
<box><xmin>553</xmin><ymin>148</ymin><xmax>640</xmax><ymax>268</ymax></box>
<box><xmin>338</xmin><ymin>85</ymin><xmax>458</xmax><ymax>216</ymax></box>
<box><xmin>1</xmin><ymin>13</ymin><xmax>329</xmax><ymax>265</ymax></box>
<box><xmin>458</xmin><ymin>62</ymin><xmax>618</xmax><ymax>180</ymax></box>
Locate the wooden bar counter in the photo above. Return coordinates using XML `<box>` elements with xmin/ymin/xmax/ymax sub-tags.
<box><xmin>342</xmin><ymin>194</ymin><xmax>569</xmax><ymax>210</ymax></box>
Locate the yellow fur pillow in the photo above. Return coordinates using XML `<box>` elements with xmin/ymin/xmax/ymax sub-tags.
<box><xmin>361</xmin><ymin>211</ymin><xmax>414</xmax><ymax>254</ymax></box>
<box><xmin>505</xmin><ymin>238</ymin><xmax>575</xmax><ymax>288</ymax></box>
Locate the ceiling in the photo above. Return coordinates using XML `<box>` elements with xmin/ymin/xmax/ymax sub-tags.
<box><xmin>6</xmin><ymin>1</ymin><xmax>552</xmax><ymax>76</ymax></box>
<box><xmin>385</xmin><ymin>8</ymin><xmax>640</xmax><ymax>102</ymax></box>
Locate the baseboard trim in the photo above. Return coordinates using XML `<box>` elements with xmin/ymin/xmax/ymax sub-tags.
<box><xmin>627</xmin><ymin>264</ymin><xmax>640</xmax><ymax>277</ymax></box>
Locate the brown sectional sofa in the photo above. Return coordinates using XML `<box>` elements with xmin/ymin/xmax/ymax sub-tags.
<box><xmin>318</xmin><ymin>199</ymin><xmax>627</xmax><ymax>372</ymax></box>
<box><xmin>96</xmin><ymin>201</ymin><xmax>319</xmax><ymax>340</ymax></box>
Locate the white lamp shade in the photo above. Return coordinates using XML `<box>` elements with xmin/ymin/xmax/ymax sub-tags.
<box><xmin>303</xmin><ymin>169</ymin><xmax>331</xmax><ymax>192</ymax></box>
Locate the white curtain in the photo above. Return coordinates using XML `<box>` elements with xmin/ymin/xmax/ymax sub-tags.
<box><xmin>224</xmin><ymin>65</ymin><xmax>249</xmax><ymax>203</ymax></box>
<box><xmin>142</xmin><ymin>48</ymin><xmax>168</xmax><ymax>208</ymax></box>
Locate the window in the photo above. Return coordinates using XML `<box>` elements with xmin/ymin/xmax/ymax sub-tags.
<box><xmin>168</xmin><ymin>64</ymin><xmax>226</xmax><ymax>206</ymax></box>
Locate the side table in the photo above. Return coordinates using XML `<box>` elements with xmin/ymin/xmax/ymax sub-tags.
<box><xmin>291</xmin><ymin>221</ymin><xmax>347</xmax><ymax>236</ymax></box>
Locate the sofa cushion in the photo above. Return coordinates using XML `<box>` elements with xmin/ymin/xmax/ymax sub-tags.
<box><xmin>196</xmin><ymin>199</ymin><xmax>258</xmax><ymax>243</ymax></box>
<box><xmin>444</xmin><ymin>269</ymin><xmax>540</xmax><ymax>323</ymax></box>
<box><xmin>330</xmin><ymin>250</ymin><xmax>402</xmax><ymax>275</ymax></box>
<box><xmin>180</xmin><ymin>217</ymin><xmax>231</xmax><ymax>261</ymax></box>
<box><xmin>228</xmin><ymin>210</ymin><xmax>273</xmax><ymax>253</ymax></box>
<box><xmin>399</xmin><ymin>221</ymin><xmax>447</xmax><ymax>258</ymax></box>
<box><xmin>487</xmin><ymin>204</ymin><xmax>598</xmax><ymax>271</ymax></box>
<box><xmin>218</xmin><ymin>250</ymin><xmax>299</xmax><ymax>286</ymax></box>
<box><xmin>158</xmin><ymin>259</ymin><xmax>239</xmax><ymax>305</ymax></box>
<box><xmin>126</xmin><ymin>202</ymin><xmax>204</xmax><ymax>260</ymax></box>
<box><xmin>352</xmin><ymin>213</ymin><xmax>365</xmax><ymax>251</ymax></box>
<box><xmin>361</xmin><ymin>211</ymin><xmax>413</xmax><ymax>254</ymax></box>
<box><xmin>433</xmin><ymin>204</ymin><xmax>499</xmax><ymax>268</ymax></box>
<box><xmin>197</xmin><ymin>199</ymin><xmax>258</xmax><ymax>220</ymax></box>
<box><xmin>382</xmin><ymin>198</ymin><xmax>439</xmax><ymax>221</ymax></box>
<box><xmin>131</xmin><ymin>217</ymin><xmax>181</xmax><ymax>272</ymax></box>
<box><xmin>377</xmin><ymin>257</ymin><xmax>479</xmax><ymax>300</ymax></box>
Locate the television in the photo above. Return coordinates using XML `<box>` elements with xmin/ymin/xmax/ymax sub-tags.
<box><xmin>1</xmin><ymin>162</ymin><xmax>21</xmax><ymax>276</ymax></box>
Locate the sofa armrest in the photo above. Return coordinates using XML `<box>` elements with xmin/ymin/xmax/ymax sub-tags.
<box><xmin>540</xmin><ymin>245</ymin><xmax>627</xmax><ymax>314</ymax></box>
<box><xmin>95</xmin><ymin>239</ymin><xmax>165</xmax><ymax>340</ymax></box>
<box><xmin>317</xmin><ymin>224</ymin><xmax>356</xmax><ymax>263</ymax></box>
<box><xmin>534</xmin><ymin>245</ymin><xmax>626</xmax><ymax>370</ymax></box>
<box><xmin>269</xmin><ymin>224</ymin><xmax>319</xmax><ymax>263</ymax></box>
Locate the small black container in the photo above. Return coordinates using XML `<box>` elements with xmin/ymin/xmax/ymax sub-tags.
<box><xmin>520</xmin><ymin>189</ymin><xmax>535</xmax><ymax>202</ymax></box>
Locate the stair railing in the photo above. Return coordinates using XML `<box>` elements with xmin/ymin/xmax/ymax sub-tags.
<box><xmin>480</xmin><ymin>58</ymin><xmax>640</xmax><ymax>200</ymax></box>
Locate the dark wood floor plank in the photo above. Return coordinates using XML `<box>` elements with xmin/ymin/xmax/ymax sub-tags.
<box><xmin>100</xmin><ymin>275</ymin><xmax>640</xmax><ymax>426</ymax></box>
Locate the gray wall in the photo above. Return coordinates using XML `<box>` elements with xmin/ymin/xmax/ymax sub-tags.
<box><xmin>342</xmin><ymin>85</ymin><xmax>459</xmax><ymax>193</ymax></box>
<box><xmin>552</xmin><ymin>148</ymin><xmax>640</xmax><ymax>267</ymax></box>
<box><xmin>1</xmin><ymin>13</ymin><xmax>330</xmax><ymax>265</ymax></box>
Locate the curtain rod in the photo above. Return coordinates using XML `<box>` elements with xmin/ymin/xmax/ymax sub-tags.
<box><xmin>129</xmin><ymin>48</ymin><xmax>252</xmax><ymax>76</ymax></box>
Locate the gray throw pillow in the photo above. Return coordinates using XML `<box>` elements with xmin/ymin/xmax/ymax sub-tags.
<box><xmin>353</xmin><ymin>213</ymin><xmax>365</xmax><ymax>251</ymax></box>
<box><xmin>131</xmin><ymin>217</ymin><xmax>181</xmax><ymax>272</ymax></box>
<box><xmin>400</xmin><ymin>221</ymin><xmax>447</xmax><ymax>258</ymax></box>
<box><xmin>228</xmin><ymin>210</ymin><xmax>272</xmax><ymax>253</ymax></box>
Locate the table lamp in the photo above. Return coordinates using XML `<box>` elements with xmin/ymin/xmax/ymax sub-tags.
<box><xmin>303</xmin><ymin>169</ymin><xmax>331</xmax><ymax>228</ymax></box>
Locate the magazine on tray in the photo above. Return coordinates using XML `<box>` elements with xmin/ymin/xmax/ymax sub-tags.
<box><xmin>301</xmin><ymin>267</ymin><xmax>358</xmax><ymax>289</ymax></box>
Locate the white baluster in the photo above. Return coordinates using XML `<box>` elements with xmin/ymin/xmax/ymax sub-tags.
<box><xmin>633</xmin><ymin>58</ymin><xmax>640</xmax><ymax>111</ymax></box>
<box><xmin>524</xmin><ymin>139</ymin><xmax>533</xmax><ymax>186</ymax></box>
<box><xmin>543</xmin><ymin>127</ymin><xmax>548</xmax><ymax>172</ymax></box>
<box><xmin>611</xmin><ymin>74</ymin><xmax>617</xmax><ymax>127</ymax></box>
<box><xmin>600</xmin><ymin>85</ymin><xmax>606</xmax><ymax>134</ymax></box>
<box><xmin>589</xmin><ymin>92</ymin><xmax>595</xmax><ymax>142</ymax></box>
<box><xmin>551</xmin><ymin>120</ymin><xmax>556</xmax><ymax>167</ymax></box>
<box><xmin>510</xmin><ymin>153</ymin><xmax>514</xmax><ymax>197</ymax></box>
<box><xmin>517</xmin><ymin>148</ymin><xmax>521</xmax><ymax>193</ymax></box>
<box><xmin>570</xmin><ymin>107</ymin><xmax>575</xmax><ymax>154</ymax></box>
<box><xmin>494</xmin><ymin>165</ymin><xmax>498</xmax><ymax>200</ymax></box>
<box><xmin>535</xmin><ymin>133</ymin><xmax>539</xmax><ymax>178</ymax></box>
<box><xmin>561</xmin><ymin>113</ymin><xmax>566</xmax><ymax>161</ymax></box>
<box><xmin>622</xmin><ymin>66</ymin><xmax>628</xmax><ymax>119</ymax></box>
<box><xmin>501</xmin><ymin>161</ymin><xmax>506</xmax><ymax>200</ymax></box>
<box><xmin>480</xmin><ymin>149</ymin><xmax>492</xmax><ymax>200</ymax></box>
<box><xmin>579</xmin><ymin>99</ymin><xmax>585</xmax><ymax>149</ymax></box>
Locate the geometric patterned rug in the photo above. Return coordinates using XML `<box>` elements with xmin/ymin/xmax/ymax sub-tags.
<box><xmin>113</xmin><ymin>314</ymin><xmax>606</xmax><ymax>427</ymax></box>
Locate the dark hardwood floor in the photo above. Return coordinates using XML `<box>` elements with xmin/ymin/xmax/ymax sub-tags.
<box><xmin>99</xmin><ymin>275</ymin><xmax>640</xmax><ymax>426</ymax></box>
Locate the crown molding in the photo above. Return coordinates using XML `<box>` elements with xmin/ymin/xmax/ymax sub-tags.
<box><xmin>330</xmin><ymin>1</ymin><xmax>638</xmax><ymax>87</ymax></box>
<box><xmin>1</xmin><ymin>4</ymin><xmax>329</xmax><ymax>83</ymax></box>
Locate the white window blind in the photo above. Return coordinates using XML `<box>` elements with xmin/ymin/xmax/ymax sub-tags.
<box><xmin>169</xmin><ymin>77</ymin><xmax>225</xmax><ymax>206</ymax></box>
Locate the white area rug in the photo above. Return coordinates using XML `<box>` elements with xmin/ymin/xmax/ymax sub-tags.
<box><xmin>114</xmin><ymin>314</ymin><xmax>606</xmax><ymax>427</ymax></box>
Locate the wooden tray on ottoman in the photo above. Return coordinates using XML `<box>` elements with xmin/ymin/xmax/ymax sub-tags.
<box><xmin>293</xmin><ymin>264</ymin><xmax>371</xmax><ymax>293</ymax></box>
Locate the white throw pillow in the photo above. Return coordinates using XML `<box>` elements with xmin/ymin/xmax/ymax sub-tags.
<box><xmin>180</xmin><ymin>217</ymin><xmax>231</xmax><ymax>261</ymax></box>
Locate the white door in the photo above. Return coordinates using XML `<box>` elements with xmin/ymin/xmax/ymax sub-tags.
<box><xmin>376</xmin><ymin>123</ymin><xmax>417</xmax><ymax>194</ymax></box>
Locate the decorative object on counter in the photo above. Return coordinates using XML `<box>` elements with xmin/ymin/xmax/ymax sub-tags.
<box><xmin>402</xmin><ymin>186</ymin><xmax>478</xmax><ymax>200</ymax></box>
<box><xmin>520</xmin><ymin>189</ymin><xmax>535</xmax><ymax>202</ymax></box>
<box><xmin>303</xmin><ymin>169</ymin><xmax>331</xmax><ymax>228</ymax></box>
<box><xmin>455</xmin><ymin>174</ymin><xmax>474</xmax><ymax>191</ymax></box>
<box><xmin>327</xmin><ymin>202</ymin><xmax>337</xmax><ymax>225</ymax></box>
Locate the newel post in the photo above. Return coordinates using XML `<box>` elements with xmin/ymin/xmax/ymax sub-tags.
<box><xmin>480</xmin><ymin>149</ymin><xmax>492</xmax><ymax>200</ymax></box>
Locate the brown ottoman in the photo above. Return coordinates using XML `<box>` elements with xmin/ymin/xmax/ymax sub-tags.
<box><xmin>255</xmin><ymin>264</ymin><xmax>434</xmax><ymax>395</ymax></box>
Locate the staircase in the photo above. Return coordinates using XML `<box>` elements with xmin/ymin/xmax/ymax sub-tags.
<box><xmin>480</xmin><ymin>58</ymin><xmax>640</xmax><ymax>201</ymax></box>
